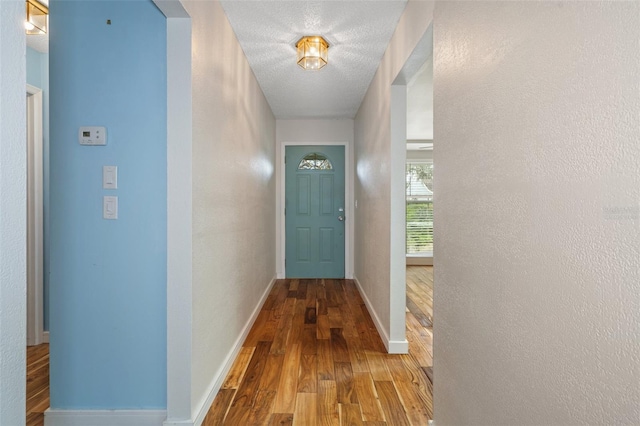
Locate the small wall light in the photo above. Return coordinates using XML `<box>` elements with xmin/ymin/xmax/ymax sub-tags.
<box><xmin>296</xmin><ymin>36</ymin><xmax>329</xmax><ymax>70</ymax></box>
<box><xmin>25</xmin><ymin>0</ymin><xmax>48</xmax><ymax>35</ymax></box>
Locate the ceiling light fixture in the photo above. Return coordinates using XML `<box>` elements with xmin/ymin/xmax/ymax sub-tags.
<box><xmin>25</xmin><ymin>0</ymin><xmax>48</xmax><ymax>35</ymax></box>
<box><xmin>296</xmin><ymin>36</ymin><xmax>329</xmax><ymax>71</ymax></box>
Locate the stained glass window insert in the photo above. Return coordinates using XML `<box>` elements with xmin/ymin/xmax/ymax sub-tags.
<box><xmin>298</xmin><ymin>153</ymin><xmax>333</xmax><ymax>170</ymax></box>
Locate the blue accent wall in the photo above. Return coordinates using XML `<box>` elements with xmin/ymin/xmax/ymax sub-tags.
<box><xmin>49</xmin><ymin>0</ymin><xmax>167</xmax><ymax>409</ymax></box>
<box><xmin>26</xmin><ymin>47</ymin><xmax>50</xmax><ymax>332</ymax></box>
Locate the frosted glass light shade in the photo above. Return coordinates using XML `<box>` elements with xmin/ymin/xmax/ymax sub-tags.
<box><xmin>296</xmin><ymin>36</ymin><xmax>329</xmax><ymax>70</ymax></box>
<box><xmin>25</xmin><ymin>0</ymin><xmax>48</xmax><ymax>35</ymax></box>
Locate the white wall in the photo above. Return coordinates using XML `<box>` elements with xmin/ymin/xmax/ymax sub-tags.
<box><xmin>434</xmin><ymin>2</ymin><xmax>640</xmax><ymax>424</ymax></box>
<box><xmin>353</xmin><ymin>0</ymin><xmax>434</xmax><ymax>352</ymax></box>
<box><xmin>407</xmin><ymin>149</ymin><xmax>433</xmax><ymax>161</ymax></box>
<box><xmin>0</xmin><ymin>1</ymin><xmax>27</xmax><ymax>423</ymax></box>
<box><xmin>183</xmin><ymin>0</ymin><xmax>277</xmax><ymax>421</ymax></box>
<box><xmin>275</xmin><ymin>119</ymin><xmax>354</xmax><ymax>279</ymax></box>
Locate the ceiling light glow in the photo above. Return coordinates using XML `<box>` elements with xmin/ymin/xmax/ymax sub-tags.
<box><xmin>25</xmin><ymin>0</ymin><xmax>48</xmax><ymax>35</ymax></box>
<box><xmin>296</xmin><ymin>36</ymin><xmax>329</xmax><ymax>71</ymax></box>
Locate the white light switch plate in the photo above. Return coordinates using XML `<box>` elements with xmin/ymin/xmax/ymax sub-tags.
<box><xmin>103</xmin><ymin>166</ymin><xmax>118</xmax><ymax>189</ymax></box>
<box><xmin>103</xmin><ymin>196</ymin><xmax>118</xmax><ymax>219</ymax></box>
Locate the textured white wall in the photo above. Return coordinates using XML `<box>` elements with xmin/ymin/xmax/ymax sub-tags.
<box><xmin>183</xmin><ymin>0</ymin><xmax>277</xmax><ymax>418</ymax></box>
<box><xmin>354</xmin><ymin>0</ymin><xmax>434</xmax><ymax>349</ymax></box>
<box><xmin>0</xmin><ymin>1</ymin><xmax>27</xmax><ymax>423</ymax></box>
<box><xmin>407</xmin><ymin>56</ymin><xmax>433</xmax><ymax>140</ymax></box>
<box><xmin>275</xmin><ymin>119</ymin><xmax>355</xmax><ymax>279</ymax></box>
<box><xmin>434</xmin><ymin>2</ymin><xmax>640</xmax><ymax>424</ymax></box>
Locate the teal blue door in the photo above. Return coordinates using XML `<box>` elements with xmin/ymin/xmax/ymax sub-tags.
<box><xmin>285</xmin><ymin>145</ymin><xmax>345</xmax><ymax>278</ymax></box>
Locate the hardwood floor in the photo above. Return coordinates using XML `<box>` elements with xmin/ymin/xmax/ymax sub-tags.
<box><xmin>24</xmin><ymin>267</ymin><xmax>433</xmax><ymax>426</ymax></box>
<box><xmin>26</xmin><ymin>343</ymin><xmax>49</xmax><ymax>426</ymax></box>
<box><xmin>406</xmin><ymin>266</ymin><xmax>434</xmax><ymax>385</ymax></box>
<box><xmin>205</xmin><ymin>267</ymin><xmax>434</xmax><ymax>425</ymax></box>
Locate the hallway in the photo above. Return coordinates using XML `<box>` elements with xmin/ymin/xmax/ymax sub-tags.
<box><xmin>24</xmin><ymin>268</ymin><xmax>433</xmax><ymax>426</ymax></box>
<box><xmin>203</xmin><ymin>267</ymin><xmax>433</xmax><ymax>425</ymax></box>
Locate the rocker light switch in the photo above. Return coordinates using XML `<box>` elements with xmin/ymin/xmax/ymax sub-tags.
<box><xmin>103</xmin><ymin>166</ymin><xmax>117</xmax><ymax>189</ymax></box>
<box><xmin>103</xmin><ymin>196</ymin><xmax>118</xmax><ymax>219</ymax></box>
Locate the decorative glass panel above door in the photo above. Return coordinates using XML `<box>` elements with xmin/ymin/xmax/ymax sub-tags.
<box><xmin>298</xmin><ymin>153</ymin><xmax>333</xmax><ymax>170</ymax></box>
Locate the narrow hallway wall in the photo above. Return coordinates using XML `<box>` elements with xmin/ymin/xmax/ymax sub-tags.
<box><xmin>353</xmin><ymin>0</ymin><xmax>434</xmax><ymax>351</ymax></box>
<box><xmin>182</xmin><ymin>0</ymin><xmax>277</xmax><ymax>420</ymax></box>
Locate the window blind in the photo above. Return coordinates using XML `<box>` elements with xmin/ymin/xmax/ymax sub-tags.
<box><xmin>406</xmin><ymin>162</ymin><xmax>433</xmax><ymax>254</ymax></box>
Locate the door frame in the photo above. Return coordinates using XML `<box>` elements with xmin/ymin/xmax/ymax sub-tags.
<box><xmin>277</xmin><ymin>141</ymin><xmax>353</xmax><ymax>279</ymax></box>
<box><xmin>26</xmin><ymin>83</ymin><xmax>44</xmax><ymax>346</ymax></box>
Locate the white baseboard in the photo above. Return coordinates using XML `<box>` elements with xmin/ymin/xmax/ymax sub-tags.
<box><xmin>188</xmin><ymin>276</ymin><xmax>277</xmax><ymax>426</ymax></box>
<box><xmin>45</xmin><ymin>409</ymin><xmax>167</xmax><ymax>426</ymax></box>
<box><xmin>353</xmin><ymin>275</ymin><xmax>408</xmax><ymax>354</ymax></box>
<box><xmin>406</xmin><ymin>255</ymin><xmax>433</xmax><ymax>266</ymax></box>
<box><xmin>43</xmin><ymin>331</ymin><xmax>49</xmax><ymax>343</ymax></box>
<box><xmin>388</xmin><ymin>339</ymin><xmax>409</xmax><ymax>354</ymax></box>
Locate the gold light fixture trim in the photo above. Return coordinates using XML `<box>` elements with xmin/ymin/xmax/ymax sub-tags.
<box><xmin>25</xmin><ymin>0</ymin><xmax>48</xmax><ymax>35</ymax></box>
<box><xmin>296</xmin><ymin>36</ymin><xmax>329</xmax><ymax>71</ymax></box>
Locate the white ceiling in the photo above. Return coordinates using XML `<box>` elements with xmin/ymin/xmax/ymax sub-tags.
<box><xmin>26</xmin><ymin>34</ymin><xmax>48</xmax><ymax>53</ymax></box>
<box><xmin>27</xmin><ymin>0</ymin><xmax>429</xmax><ymax>130</ymax></box>
<box><xmin>220</xmin><ymin>0</ymin><xmax>408</xmax><ymax>119</ymax></box>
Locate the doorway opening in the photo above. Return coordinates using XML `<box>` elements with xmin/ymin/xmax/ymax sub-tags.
<box><xmin>26</xmin><ymin>83</ymin><xmax>49</xmax><ymax>426</ymax></box>
<box><xmin>390</xmin><ymin>22</ymin><xmax>434</xmax><ymax>416</ymax></box>
<box><xmin>404</xmin><ymin>53</ymin><xmax>434</xmax><ymax>382</ymax></box>
<box><xmin>26</xmin><ymin>32</ymin><xmax>50</xmax><ymax>426</ymax></box>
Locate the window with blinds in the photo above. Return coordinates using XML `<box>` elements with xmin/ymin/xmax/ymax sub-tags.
<box><xmin>406</xmin><ymin>161</ymin><xmax>433</xmax><ymax>254</ymax></box>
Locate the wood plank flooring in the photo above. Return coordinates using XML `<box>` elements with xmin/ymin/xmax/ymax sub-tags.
<box><xmin>205</xmin><ymin>267</ymin><xmax>434</xmax><ymax>425</ymax></box>
<box><xmin>26</xmin><ymin>343</ymin><xmax>49</xmax><ymax>426</ymax></box>
<box><xmin>24</xmin><ymin>266</ymin><xmax>434</xmax><ymax>426</ymax></box>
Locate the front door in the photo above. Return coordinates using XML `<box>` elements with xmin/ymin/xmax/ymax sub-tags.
<box><xmin>285</xmin><ymin>145</ymin><xmax>345</xmax><ymax>278</ymax></box>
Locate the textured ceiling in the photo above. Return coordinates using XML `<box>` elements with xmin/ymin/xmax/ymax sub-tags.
<box><xmin>220</xmin><ymin>0</ymin><xmax>408</xmax><ymax>119</ymax></box>
<box><xmin>26</xmin><ymin>1</ymin><xmax>411</xmax><ymax>119</ymax></box>
<box><xmin>26</xmin><ymin>34</ymin><xmax>48</xmax><ymax>53</ymax></box>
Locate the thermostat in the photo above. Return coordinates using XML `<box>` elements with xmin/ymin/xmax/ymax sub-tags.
<box><xmin>79</xmin><ymin>126</ymin><xmax>107</xmax><ymax>146</ymax></box>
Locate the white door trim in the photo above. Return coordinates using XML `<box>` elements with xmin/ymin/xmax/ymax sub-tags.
<box><xmin>26</xmin><ymin>83</ymin><xmax>44</xmax><ymax>346</ymax></box>
<box><xmin>277</xmin><ymin>141</ymin><xmax>353</xmax><ymax>279</ymax></box>
<box><xmin>152</xmin><ymin>0</ymin><xmax>193</xmax><ymax>423</ymax></box>
<box><xmin>388</xmin><ymin>85</ymin><xmax>408</xmax><ymax>352</ymax></box>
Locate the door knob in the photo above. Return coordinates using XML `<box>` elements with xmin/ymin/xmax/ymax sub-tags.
<box><xmin>338</xmin><ymin>215</ymin><xmax>345</xmax><ymax>221</ymax></box>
